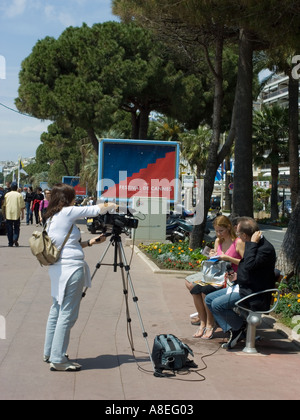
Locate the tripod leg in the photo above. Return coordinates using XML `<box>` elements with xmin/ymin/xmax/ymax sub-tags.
<box><xmin>117</xmin><ymin>241</ymin><xmax>155</xmax><ymax>372</ymax></box>
<box><xmin>117</xmin><ymin>244</ymin><xmax>135</xmax><ymax>352</ymax></box>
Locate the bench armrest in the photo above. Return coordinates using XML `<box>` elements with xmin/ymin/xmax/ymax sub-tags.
<box><xmin>235</xmin><ymin>289</ymin><xmax>280</xmax><ymax>314</ymax></box>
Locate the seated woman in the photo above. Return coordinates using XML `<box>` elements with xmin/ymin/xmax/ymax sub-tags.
<box><xmin>185</xmin><ymin>215</ymin><xmax>244</xmax><ymax>339</ymax></box>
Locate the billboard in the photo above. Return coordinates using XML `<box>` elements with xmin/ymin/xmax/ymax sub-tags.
<box><xmin>98</xmin><ymin>139</ymin><xmax>180</xmax><ymax>202</ymax></box>
<box><xmin>62</xmin><ymin>176</ymin><xmax>87</xmax><ymax>196</ymax></box>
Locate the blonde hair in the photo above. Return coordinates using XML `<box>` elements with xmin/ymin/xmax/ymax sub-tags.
<box><xmin>213</xmin><ymin>215</ymin><xmax>237</xmax><ymax>243</ymax></box>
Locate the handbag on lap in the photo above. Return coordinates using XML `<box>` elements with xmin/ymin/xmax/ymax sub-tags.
<box><xmin>185</xmin><ymin>259</ymin><xmax>227</xmax><ymax>288</ymax></box>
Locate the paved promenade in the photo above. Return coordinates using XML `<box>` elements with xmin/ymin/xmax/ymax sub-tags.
<box><xmin>0</xmin><ymin>221</ymin><xmax>300</xmax><ymax>401</ymax></box>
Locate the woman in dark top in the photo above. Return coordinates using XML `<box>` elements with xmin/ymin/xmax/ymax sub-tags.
<box><xmin>25</xmin><ymin>187</ymin><xmax>34</xmax><ymax>225</ymax></box>
<box><xmin>31</xmin><ymin>187</ymin><xmax>44</xmax><ymax>226</ymax></box>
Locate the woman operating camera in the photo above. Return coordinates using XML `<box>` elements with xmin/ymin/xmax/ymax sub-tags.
<box><xmin>43</xmin><ymin>183</ymin><xmax>117</xmax><ymax>371</ymax></box>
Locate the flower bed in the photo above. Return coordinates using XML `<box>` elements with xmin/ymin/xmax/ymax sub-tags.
<box><xmin>138</xmin><ymin>241</ymin><xmax>208</xmax><ymax>271</ymax></box>
<box><xmin>273</xmin><ymin>276</ymin><xmax>300</xmax><ymax>333</ymax></box>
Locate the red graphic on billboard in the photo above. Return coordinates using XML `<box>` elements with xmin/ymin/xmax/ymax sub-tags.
<box><xmin>62</xmin><ymin>176</ymin><xmax>87</xmax><ymax>196</ymax></box>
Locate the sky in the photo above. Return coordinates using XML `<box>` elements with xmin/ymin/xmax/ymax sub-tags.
<box><xmin>0</xmin><ymin>0</ymin><xmax>118</xmax><ymax>163</ymax></box>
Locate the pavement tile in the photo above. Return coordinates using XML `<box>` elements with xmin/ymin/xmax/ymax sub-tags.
<box><xmin>0</xmin><ymin>221</ymin><xmax>300</xmax><ymax>401</ymax></box>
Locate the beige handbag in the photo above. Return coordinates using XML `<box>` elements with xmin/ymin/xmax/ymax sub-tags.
<box><xmin>29</xmin><ymin>221</ymin><xmax>73</xmax><ymax>266</ymax></box>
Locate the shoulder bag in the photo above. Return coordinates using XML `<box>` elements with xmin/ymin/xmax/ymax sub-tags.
<box><xmin>29</xmin><ymin>220</ymin><xmax>73</xmax><ymax>266</ymax></box>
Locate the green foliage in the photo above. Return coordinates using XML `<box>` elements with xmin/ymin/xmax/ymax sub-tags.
<box><xmin>39</xmin><ymin>123</ymin><xmax>83</xmax><ymax>185</ymax></box>
<box><xmin>113</xmin><ymin>0</ymin><xmax>300</xmax><ymax>52</ymax></box>
<box><xmin>16</xmin><ymin>21</ymin><xmax>211</xmax><ymax>147</ymax></box>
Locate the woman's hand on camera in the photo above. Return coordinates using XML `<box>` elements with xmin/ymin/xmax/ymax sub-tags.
<box><xmin>98</xmin><ymin>202</ymin><xmax>118</xmax><ymax>214</ymax></box>
<box><xmin>90</xmin><ymin>234</ymin><xmax>107</xmax><ymax>246</ymax></box>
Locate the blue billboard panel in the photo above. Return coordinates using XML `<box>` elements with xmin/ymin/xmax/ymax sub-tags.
<box><xmin>98</xmin><ymin>139</ymin><xmax>179</xmax><ymax>202</ymax></box>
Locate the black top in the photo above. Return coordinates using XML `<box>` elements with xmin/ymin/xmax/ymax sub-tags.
<box><xmin>237</xmin><ymin>237</ymin><xmax>276</xmax><ymax>310</ymax></box>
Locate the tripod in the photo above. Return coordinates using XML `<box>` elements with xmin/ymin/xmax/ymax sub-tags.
<box><xmin>82</xmin><ymin>226</ymin><xmax>155</xmax><ymax>373</ymax></box>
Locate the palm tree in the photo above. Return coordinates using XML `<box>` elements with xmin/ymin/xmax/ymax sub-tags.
<box><xmin>79</xmin><ymin>143</ymin><xmax>98</xmax><ymax>194</ymax></box>
<box><xmin>178</xmin><ymin>125</ymin><xmax>211</xmax><ymax>179</ymax></box>
<box><xmin>151</xmin><ymin>115</ymin><xmax>183</xmax><ymax>142</ymax></box>
<box><xmin>252</xmin><ymin>105</ymin><xmax>289</xmax><ymax>220</ymax></box>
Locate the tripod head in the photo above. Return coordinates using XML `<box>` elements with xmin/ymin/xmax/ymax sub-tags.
<box><xmin>97</xmin><ymin>226</ymin><xmax>123</xmax><ymax>244</ymax></box>
<box><xmin>95</xmin><ymin>225</ymin><xmax>123</xmax><ymax>242</ymax></box>
<box><xmin>93</xmin><ymin>225</ymin><xmax>125</xmax><ymax>272</ymax></box>
<box><xmin>109</xmin><ymin>225</ymin><xmax>124</xmax><ymax>237</ymax></box>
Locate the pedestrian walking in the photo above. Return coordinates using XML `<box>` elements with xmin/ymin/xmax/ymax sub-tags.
<box><xmin>31</xmin><ymin>187</ymin><xmax>44</xmax><ymax>226</ymax></box>
<box><xmin>39</xmin><ymin>189</ymin><xmax>51</xmax><ymax>225</ymax></box>
<box><xmin>24</xmin><ymin>186</ymin><xmax>34</xmax><ymax>225</ymax></box>
<box><xmin>0</xmin><ymin>186</ymin><xmax>5</xmax><ymax>227</ymax></box>
<box><xmin>2</xmin><ymin>182</ymin><xmax>25</xmax><ymax>247</ymax></box>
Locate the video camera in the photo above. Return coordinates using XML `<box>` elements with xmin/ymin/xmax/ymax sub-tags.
<box><xmin>102</xmin><ymin>212</ymin><xmax>138</xmax><ymax>230</ymax></box>
<box><xmin>94</xmin><ymin>209</ymin><xmax>139</xmax><ymax>235</ymax></box>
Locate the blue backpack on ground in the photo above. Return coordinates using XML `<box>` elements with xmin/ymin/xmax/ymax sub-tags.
<box><xmin>152</xmin><ymin>334</ymin><xmax>196</xmax><ymax>376</ymax></box>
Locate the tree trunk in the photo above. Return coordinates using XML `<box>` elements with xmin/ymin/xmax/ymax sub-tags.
<box><xmin>61</xmin><ymin>158</ymin><xmax>70</xmax><ymax>176</ymax></box>
<box><xmin>87</xmin><ymin>127</ymin><xmax>99</xmax><ymax>155</ymax></box>
<box><xmin>74</xmin><ymin>158</ymin><xmax>81</xmax><ymax>177</ymax></box>
<box><xmin>130</xmin><ymin>106</ymin><xmax>149</xmax><ymax>140</ymax></box>
<box><xmin>270</xmin><ymin>162</ymin><xmax>279</xmax><ymax>220</ymax></box>
<box><xmin>131</xmin><ymin>111</ymin><xmax>139</xmax><ymax>139</ymax></box>
<box><xmin>139</xmin><ymin>106</ymin><xmax>150</xmax><ymax>139</ymax></box>
<box><xmin>277</xmin><ymin>190</ymin><xmax>300</xmax><ymax>276</ymax></box>
<box><xmin>288</xmin><ymin>73</ymin><xmax>299</xmax><ymax>210</ymax></box>
<box><xmin>190</xmin><ymin>34</ymin><xmax>224</xmax><ymax>249</ymax></box>
<box><xmin>233</xmin><ymin>29</ymin><xmax>253</xmax><ymax>217</ymax></box>
<box><xmin>224</xmin><ymin>156</ymin><xmax>232</xmax><ymax>211</ymax></box>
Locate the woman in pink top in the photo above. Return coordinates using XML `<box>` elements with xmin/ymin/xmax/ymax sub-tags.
<box><xmin>39</xmin><ymin>189</ymin><xmax>51</xmax><ymax>225</ymax></box>
<box><xmin>186</xmin><ymin>215</ymin><xmax>244</xmax><ymax>339</ymax></box>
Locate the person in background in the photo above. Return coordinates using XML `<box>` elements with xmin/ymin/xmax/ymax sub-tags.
<box><xmin>31</xmin><ymin>187</ymin><xmax>44</xmax><ymax>226</ymax></box>
<box><xmin>20</xmin><ymin>187</ymin><xmax>27</xmax><ymax>200</ymax></box>
<box><xmin>25</xmin><ymin>186</ymin><xmax>34</xmax><ymax>225</ymax></box>
<box><xmin>4</xmin><ymin>181</ymin><xmax>11</xmax><ymax>194</ymax></box>
<box><xmin>0</xmin><ymin>186</ymin><xmax>5</xmax><ymax>225</ymax></box>
<box><xmin>2</xmin><ymin>182</ymin><xmax>25</xmax><ymax>247</ymax></box>
<box><xmin>39</xmin><ymin>189</ymin><xmax>51</xmax><ymax>225</ymax></box>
